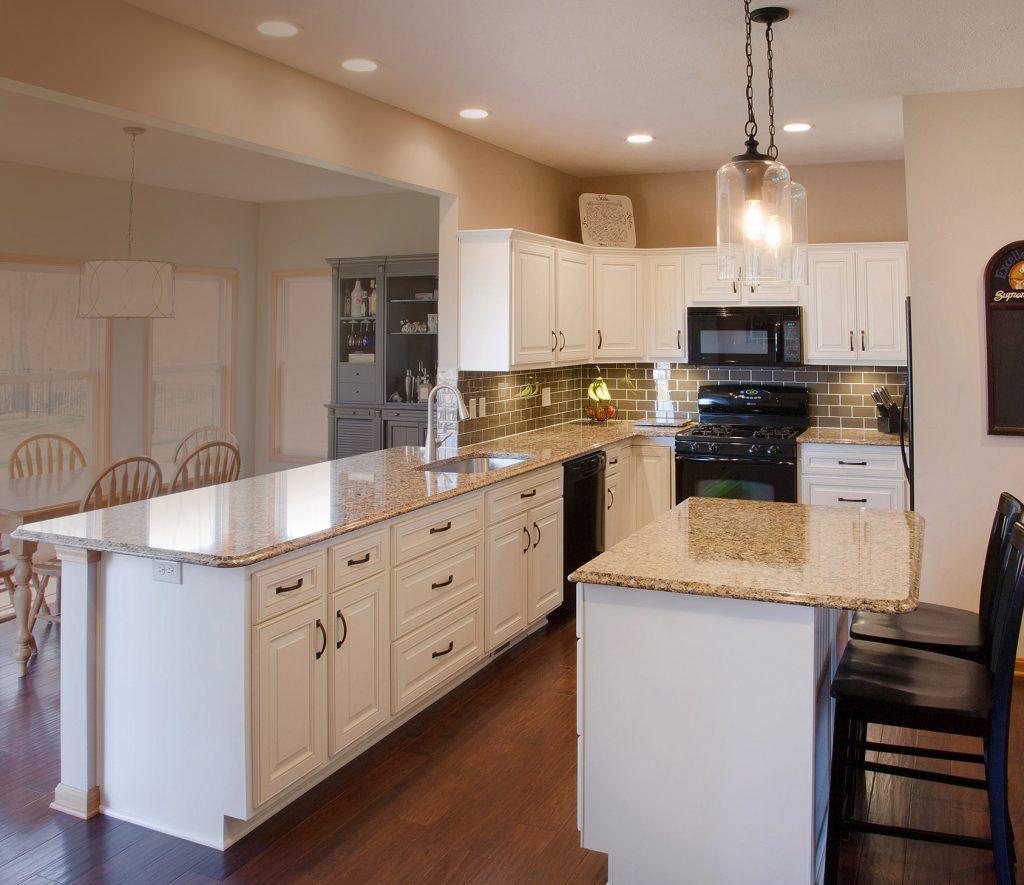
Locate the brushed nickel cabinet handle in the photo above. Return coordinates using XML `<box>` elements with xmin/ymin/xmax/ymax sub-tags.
<box><xmin>432</xmin><ymin>641</ymin><xmax>455</xmax><ymax>659</ymax></box>
<box><xmin>275</xmin><ymin>577</ymin><xmax>303</xmax><ymax>595</ymax></box>
<box><xmin>335</xmin><ymin>610</ymin><xmax>347</xmax><ymax>649</ymax></box>
<box><xmin>431</xmin><ymin>574</ymin><xmax>454</xmax><ymax>590</ymax></box>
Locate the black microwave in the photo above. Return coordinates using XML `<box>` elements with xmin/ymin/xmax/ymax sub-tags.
<box><xmin>687</xmin><ymin>306</ymin><xmax>803</xmax><ymax>367</ymax></box>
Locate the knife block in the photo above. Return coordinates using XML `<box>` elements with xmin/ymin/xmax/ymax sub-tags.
<box><xmin>877</xmin><ymin>405</ymin><xmax>903</xmax><ymax>434</ymax></box>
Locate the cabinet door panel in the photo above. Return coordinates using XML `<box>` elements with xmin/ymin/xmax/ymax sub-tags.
<box><xmin>801</xmin><ymin>478</ymin><xmax>904</xmax><ymax>511</ymax></box>
<box><xmin>746</xmin><ymin>280</ymin><xmax>801</xmax><ymax>304</ymax></box>
<box><xmin>806</xmin><ymin>252</ymin><xmax>858</xmax><ymax>362</ymax></box>
<box><xmin>329</xmin><ymin>575</ymin><xmax>389</xmax><ymax>757</ymax></box>
<box><xmin>254</xmin><ymin>600</ymin><xmax>327</xmax><ymax>806</ymax></box>
<box><xmin>513</xmin><ymin>241</ymin><xmax>556</xmax><ymax>365</ymax></box>
<box><xmin>632</xmin><ymin>445</ymin><xmax>673</xmax><ymax>530</ymax></box>
<box><xmin>384</xmin><ymin>419</ymin><xmax>426</xmax><ymax>448</ymax></box>
<box><xmin>556</xmin><ymin>248</ymin><xmax>593</xmax><ymax>363</ymax></box>
<box><xmin>685</xmin><ymin>251</ymin><xmax>742</xmax><ymax>304</ymax></box>
<box><xmin>605</xmin><ymin>472</ymin><xmax>623</xmax><ymax>549</ymax></box>
<box><xmin>856</xmin><ymin>250</ymin><xmax>907</xmax><ymax>363</ymax></box>
<box><xmin>528</xmin><ymin>498</ymin><xmax>564</xmax><ymax>622</ymax></box>
<box><xmin>594</xmin><ymin>255</ymin><xmax>643</xmax><ymax>358</ymax></box>
<box><xmin>647</xmin><ymin>255</ymin><xmax>685</xmax><ymax>359</ymax></box>
<box><xmin>486</xmin><ymin>515</ymin><xmax>529</xmax><ymax>650</ymax></box>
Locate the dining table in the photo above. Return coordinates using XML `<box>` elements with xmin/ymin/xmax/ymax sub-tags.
<box><xmin>1</xmin><ymin>462</ymin><xmax>175</xmax><ymax>676</ymax></box>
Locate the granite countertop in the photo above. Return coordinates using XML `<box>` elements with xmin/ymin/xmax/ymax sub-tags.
<box><xmin>570</xmin><ymin>497</ymin><xmax>923</xmax><ymax>613</ymax></box>
<box><xmin>12</xmin><ymin>421</ymin><xmax>685</xmax><ymax>568</ymax></box>
<box><xmin>798</xmin><ymin>427</ymin><xmax>903</xmax><ymax>446</ymax></box>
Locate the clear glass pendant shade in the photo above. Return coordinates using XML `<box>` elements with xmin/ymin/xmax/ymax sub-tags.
<box><xmin>717</xmin><ymin>154</ymin><xmax>794</xmax><ymax>284</ymax></box>
<box><xmin>787</xmin><ymin>180</ymin><xmax>808</xmax><ymax>286</ymax></box>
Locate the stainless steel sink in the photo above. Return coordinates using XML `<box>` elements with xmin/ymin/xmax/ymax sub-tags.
<box><xmin>419</xmin><ymin>453</ymin><xmax>534</xmax><ymax>474</ymax></box>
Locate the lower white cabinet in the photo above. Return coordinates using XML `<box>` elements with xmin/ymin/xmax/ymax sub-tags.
<box><xmin>632</xmin><ymin>441</ymin><xmax>674</xmax><ymax>530</ymax></box>
<box><xmin>329</xmin><ymin>574</ymin><xmax>389</xmax><ymax>758</ymax></box>
<box><xmin>604</xmin><ymin>444</ymin><xmax>634</xmax><ymax>548</ymax></box>
<box><xmin>528</xmin><ymin>498</ymin><xmax>564</xmax><ymax>622</ymax></box>
<box><xmin>799</xmin><ymin>443</ymin><xmax>907</xmax><ymax>511</ymax></box>
<box><xmin>253</xmin><ymin>599</ymin><xmax>328</xmax><ymax>806</ymax></box>
<box><xmin>802</xmin><ymin>477</ymin><xmax>904</xmax><ymax>511</ymax></box>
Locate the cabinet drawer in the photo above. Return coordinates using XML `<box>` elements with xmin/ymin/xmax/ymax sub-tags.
<box><xmin>391</xmin><ymin>596</ymin><xmax>484</xmax><ymax>713</ymax></box>
<box><xmin>392</xmin><ymin>535</ymin><xmax>484</xmax><ymax>638</ymax></box>
<box><xmin>485</xmin><ymin>465</ymin><xmax>562</xmax><ymax>525</ymax></box>
<box><xmin>801</xmin><ymin>478</ymin><xmax>904</xmax><ymax>511</ymax></box>
<box><xmin>337</xmin><ymin>364</ymin><xmax>375</xmax><ymax>383</ymax></box>
<box><xmin>603</xmin><ymin>443</ymin><xmax>632</xmax><ymax>477</ymax></box>
<box><xmin>392</xmin><ymin>494</ymin><xmax>484</xmax><ymax>565</ymax></box>
<box><xmin>251</xmin><ymin>549</ymin><xmax>326</xmax><ymax>624</ymax></box>
<box><xmin>800</xmin><ymin>443</ymin><xmax>902</xmax><ymax>479</ymax></box>
<box><xmin>329</xmin><ymin>528</ymin><xmax>388</xmax><ymax>589</ymax></box>
<box><xmin>336</xmin><ymin>381</ymin><xmax>376</xmax><ymax>403</ymax></box>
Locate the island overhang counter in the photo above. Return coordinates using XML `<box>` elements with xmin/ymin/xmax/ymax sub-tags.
<box><xmin>569</xmin><ymin>497</ymin><xmax>923</xmax><ymax>885</ymax></box>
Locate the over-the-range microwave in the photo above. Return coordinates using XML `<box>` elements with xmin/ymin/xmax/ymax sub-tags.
<box><xmin>687</xmin><ymin>306</ymin><xmax>803</xmax><ymax>368</ymax></box>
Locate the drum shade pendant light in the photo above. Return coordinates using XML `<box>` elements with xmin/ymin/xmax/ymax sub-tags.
<box><xmin>79</xmin><ymin>127</ymin><xmax>174</xmax><ymax>318</ymax></box>
<box><xmin>717</xmin><ymin>4</ymin><xmax>799</xmax><ymax>286</ymax></box>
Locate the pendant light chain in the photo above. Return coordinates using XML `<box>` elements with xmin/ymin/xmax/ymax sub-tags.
<box><xmin>765</xmin><ymin>18</ymin><xmax>778</xmax><ymax>160</ymax></box>
<box><xmin>743</xmin><ymin>0</ymin><xmax>757</xmax><ymax>141</ymax></box>
<box><xmin>126</xmin><ymin>128</ymin><xmax>138</xmax><ymax>260</ymax></box>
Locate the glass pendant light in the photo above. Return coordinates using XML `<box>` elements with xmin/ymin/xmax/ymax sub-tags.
<box><xmin>717</xmin><ymin>4</ymin><xmax>795</xmax><ymax>285</ymax></box>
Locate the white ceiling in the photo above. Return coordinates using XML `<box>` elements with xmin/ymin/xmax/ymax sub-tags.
<box><xmin>0</xmin><ymin>89</ymin><xmax>402</xmax><ymax>202</ymax></box>
<box><xmin>123</xmin><ymin>0</ymin><xmax>1023</xmax><ymax>177</ymax></box>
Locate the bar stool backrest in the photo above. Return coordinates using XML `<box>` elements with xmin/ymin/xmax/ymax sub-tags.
<box><xmin>980</xmin><ymin>492</ymin><xmax>1024</xmax><ymax>637</ymax></box>
<box><xmin>80</xmin><ymin>457</ymin><xmax>163</xmax><ymax>512</ymax></box>
<box><xmin>988</xmin><ymin>522</ymin><xmax>1024</xmax><ymax>745</ymax></box>
<box><xmin>168</xmin><ymin>441</ymin><xmax>240</xmax><ymax>493</ymax></box>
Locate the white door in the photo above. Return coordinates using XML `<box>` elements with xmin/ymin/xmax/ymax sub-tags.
<box><xmin>805</xmin><ymin>251</ymin><xmax>858</xmax><ymax>362</ymax></box>
<box><xmin>632</xmin><ymin>445</ymin><xmax>673</xmax><ymax>530</ymax></box>
<box><xmin>684</xmin><ymin>250</ymin><xmax>742</xmax><ymax>304</ymax></box>
<box><xmin>253</xmin><ymin>600</ymin><xmax>327</xmax><ymax>806</ymax></box>
<box><xmin>556</xmin><ymin>247</ymin><xmax>593</xmax><ymax>363</ymax></box>
<box><xmin>528</xmin><ymin>498</ymin><xmax>564</xmax><ymax>622</ymax></box>
<box><xmin>594</xmin><ymin>254</ymin><xmax>644</xmax><ymax>359</ymax></box>
<box><xmin>513</xmin><ymin>240</ymin><xmax>556</xmax><ymax>366</ymax></box>
<box><xmin>647</xmin><ymin>254</ymin><xmax>685</xmax><ymax>360</ymax></box>
<box><xmin>856</xmin><ymin>249</ymin><xmax>907</xmax><ymax>364</ymax></box>
<box><xmin>486</xmin><ymin>515</ymin><xmax>530</xmax><ymax>650</ymax></box>
<box><xmin>328</xmin><ymin>574</ymin><xmax>389</xmax><ymax>758</ymax></box>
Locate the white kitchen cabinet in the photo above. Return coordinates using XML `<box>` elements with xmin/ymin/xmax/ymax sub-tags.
<box><xmin>799</xmin><ymin>443</ymin><xmax>907</xmax><ymax>510</ymax></box>
<box><xmin>527</xmin><ymin>497</ymin><xmax>564</xmax><ymax>622</ymax></box>
<box><xmin>632</xmin><ymin>441</ymin><xmax>674</xmax><ymax>530</ymax></box>
<box><xmin>805</xmin><ymin>244</ymin><xmax>907</xmax><ymax>365</ymax></box>
<box><xmin>594</xmin><ymin>252</ymin><xmax>644</xmax><ymax>359</ymax></box>
<box><xmin>556</xmin><ymin>247</ymin><xmax>593</xmax><ymax>363</ymax></box>
<box><xmin>328</xmin><ymin>573</ymin><xmax>389</xmax><ymax>757</ymax></box>
<box><xmin>485</xmin><ymin>515</ymin><xmax>531</xmax><ymax>650</ymax></box>
<box><xmin>604</xmin><ymin>444</ymin><xmax>634</xmax><ymax>548</ymax></box>
<box><xmin>685</xmin><ymin>250</ymin><xmax>741</xmax><ymax>304</ymax></box>
<box><xmin>513</xmin><ymin>239</ymin><xmax>557</xmax><ymax>366</ymax></box>
<box><xmin>646</xmin><ymin>253</ymin><xmax>685</xmax><ymax>360</ymax></box>
<box><xmin>253</xmin><ymin>599</ymin><xmax>328</xmax><ymax>806</ymax></box>
<box><xmin>802</xmin><ymin>478</ymin><xmax>904</xmax><ymax>511</ymax></box>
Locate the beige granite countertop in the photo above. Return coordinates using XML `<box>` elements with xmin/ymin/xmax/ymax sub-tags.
<box><xmin>12</xmin><ymin>421</ymin><xmax>685</xmax><ymax>568</ymax></box>
<box><xmin>570</xmin><ymin>497</ymin><xmax>923</xmax><ymax>613</ymax></box>
<box><xmin>798</xmin><ymin>427</ymin><xmax>903</xmax><ymax>446</ymax></box>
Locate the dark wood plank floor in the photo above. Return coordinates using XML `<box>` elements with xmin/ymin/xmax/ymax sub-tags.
<box><xmin>0</xmin><ymin>613</ymin><xmax>1021</xmax><ymax>883</ymax></box>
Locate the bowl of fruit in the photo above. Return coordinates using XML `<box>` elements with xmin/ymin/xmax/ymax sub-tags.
<box><xmin>585</xmin><ymin>374</ymin><xmax>617</xmax><ymax>422</ymax></box>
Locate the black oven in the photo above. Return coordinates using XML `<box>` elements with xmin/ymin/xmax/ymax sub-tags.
<box><xmin>687</xmin><ymin>306</ymin><xmax>802</xmax><ymax>367</ymax></box>
<box><xmin>675</xmin><ymin>453</ymin><xmax>798</xmax><ymax>504</ymax></box>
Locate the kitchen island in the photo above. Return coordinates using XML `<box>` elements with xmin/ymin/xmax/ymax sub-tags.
<box><xmin>570</xmin><ymin>497</ymin><xmax>923</xmax><ymax>885</ymax></box>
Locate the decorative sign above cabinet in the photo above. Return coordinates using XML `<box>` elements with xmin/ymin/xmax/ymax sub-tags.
<box><xmin>984</xmin><ymin>241</ymin><xmax>1024</xmax><ymax>435</ymax></box>
<box><xmin>578</xmin><ymin>193</ymin><xmax>636</xmax><ymax>248</ymax></box>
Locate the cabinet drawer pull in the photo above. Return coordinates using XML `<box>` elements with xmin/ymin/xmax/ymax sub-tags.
<box><xmin>849</xmin><ymin>331</ymin><xmax>854</xmax><ymax>351</ymax></box>
<box><xmin>607</xmin><ymin>487</ymin><xmax>615</xmax><ymax>510</ymax></box>
<box><xmin>677</xmin><ymin>329</ymin><xmax>682</xmax><ymax>350</ymax></box>
<box><xmin>597</xmin><ymin>329</ymin><xmax>602</xmax><ymax>350</ymax></box>
<box><xmin>275</xmin><ymin>577</ymin><xmax>304</xmax><ymax>595</ymax></box>
<box><xmin>315</xmin><ymin>619</ymin><xmax>327</xmax><ymax>659</ymax></box>
<box><xmin>838</xmin><ymin>497</ymin><xmax>868</xmax><ymax>503</ymax></box>
<box><xmin>432</xmin><ymin>641</ymin><xmax>455</xmax><ymax>659</ymax></box>
<box><xmin>336</xmin><ymin>610</ymin><xmax>348</xmax><ymax>649</ymax></box>
<box><xmin>838</xmin><ymin>461</ymin><xmax>868</xmax><ymax>466</ymax></box>
<box><xmin>609</xmin><ymin>457</ymin><xmax>618</xmax><ymax>465</ymax></box>
<box><xmin>431</xmin><ymin>574</ymin><xmax>454</xmax><ymax>590</ymax></box>
<box><xmin>532</xmin><ymin>521</ymin><xmax>541</xmax><ymax>549</ymax></box>
<box><xmin>522</xmin><ymin>527</ymin><xmax>531</xmax><ymax>554</ymax></box>
<box><xmin>429</xmin><ymin>521</ymin><xmax>452</xmax><ymax>535</ymax></box>
<box><xmin>520</xmin><ymin>489</ymin><xmax>537</xmax><ymax>499</ymax></box>
<box><xmin>347</xmin><ymin>552</ymin><xmax>371</xmax><ymax>566</ymax></box>
<box><xmin>559</xmin><ymin>331</ymin><xmax>566</xmax><ymax>352</ymax></box>
<box><xmin>551</xmin><ymin>330</ymin><xmax>557</xmax><ymax>352</ymax></box>
<box><xmin>861</xmin><ymin>330</ymin><xmax>866</xmax><ymax>351</ymax></box>
<box><xmin>732</xmin><ymin>281</ymin><xmax>738</xmax><ymax>294</ymax></box>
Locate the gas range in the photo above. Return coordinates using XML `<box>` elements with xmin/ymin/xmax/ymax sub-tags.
<box><xmin>676</xmin><ymin>423</ymin><xmax>803</xmax><ymax>459</ymax></box>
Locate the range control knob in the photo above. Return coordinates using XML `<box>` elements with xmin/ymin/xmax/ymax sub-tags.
<box><xmin>766</xmin><ymin>445</ymin><xmax>778</xmax><ymax>457</ymax></box>
<box><xmin>748</xmin><ymin>444</ymin><xmax>761</xmax><ymax>456</ymax></box>
<box><xmin>708</xmin><ymin>443</ymin><xmax>719</xmax><ymax>454</ymax></box>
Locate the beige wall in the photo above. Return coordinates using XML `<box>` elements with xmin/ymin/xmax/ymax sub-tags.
<box><xmin>255</xmin><ymin>191</ymin><xmax>440</xmax><ymax>474</ymax></box>
<box><xmin>580</xmin><ymin>160</ymin><xmax>907</xmax><ymax>247</ymax></box>
<box><xmin>0</xmin><ymin>159</ymin><xmax>259</xmax><ymax>470</ymax></box>
<box><xmin>903</xmin><ymin>89</ymin><xmax>1024</xmax><ymax>647</ymax></box>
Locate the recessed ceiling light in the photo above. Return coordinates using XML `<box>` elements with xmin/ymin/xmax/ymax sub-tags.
<box><xmin>256</xmin><ymin>21</ymin><xmax>300</xmax><ymax>37</ymax></box>
<box><xmin>459</xmin><ymin>108</ymin><xmax>489</xmax><ymax>120</ymax></box>
<box><xmin>341</xmin><ymin>58</ymin><xmax>379</xmax><ymax>72</ymax></box>
<box><xmin>626</xmin><ymin>133</ymin><xmax>654</xmax><ymax>144</ymax></box>
<box><xmin>783</xmin><ymin>122</ymin><xmax>813</xmax><ymax>132</ymax></box>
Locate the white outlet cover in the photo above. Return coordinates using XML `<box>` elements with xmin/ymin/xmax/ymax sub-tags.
<box><xmin>152</xmin><ymin>559</ymin><xmax>182</xmax><ymax>584</ymax></box>
<box><xmin>478</xmin><ymin>396</ymin><xmax>486</xmax><ymax>417</ymax></box>
<box><xmin>541</xmin><ymin>387</ymin><xmax>551</xmax><ymax>407</ymax></box>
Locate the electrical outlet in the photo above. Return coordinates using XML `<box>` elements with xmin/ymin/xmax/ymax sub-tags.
<box><xmin>478</xmin><ymin>396</ymin><xmax>487</xmax><ymax>417</ymax></box>
<box><xmin>468</xmin><ymin>397</ymin><xmax>477</xmax><ymax>419</ymax></box>
<box><xmin>152</xmin><ymin>560</ymin><xmax>182</xmax><ymax>584</ymax></box>
<box><xmin>541</xmin><ymin>387</ymin><xmax>551</xmax><ymax>407</ymax></box>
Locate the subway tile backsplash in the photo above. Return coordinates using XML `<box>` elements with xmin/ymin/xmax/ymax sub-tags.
<box><xmin>456</xmin><ymin>363</ymin><xmax>907</xmax><ymax>447</ymax></box>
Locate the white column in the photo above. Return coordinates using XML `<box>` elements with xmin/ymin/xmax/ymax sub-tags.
<box><xmin>50</xmin><ymin>546</ymin><xmax>101</xmax><ymax>819</ymax></box>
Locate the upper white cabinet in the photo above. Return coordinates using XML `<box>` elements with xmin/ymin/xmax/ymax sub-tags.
<box><xmin>683</xmin><ymin>249</ymin><xmax>799</xmax><ymax>306</ymax></box>
<box><xmin>556</xmin><ymin>247</ymin><xmax>594</xmax><ymax>363</ymax></box>
<box><xmin>805</xmin><ymin>244</ymin><xmax>907</xmax><ymax>365</ymax></box>
<box><xmin>594</xmin><ymin>251</ymin><xmax>644</xmax><ymax>360</ymax></box>
<box><xmin>646</xmin><ymin>253</ymin><xmax>685</xmax><ymax>360</ymax></box>
<box><xmin>513</xmin><ymin>239</ymin><xmax>557</xmax><ymax>366</ymax></box>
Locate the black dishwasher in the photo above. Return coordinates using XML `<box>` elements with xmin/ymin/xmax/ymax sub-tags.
<box><xmin>560</xmin><ymin>451</ymin><xmax>606</xmax><ymax>613</ymax></box>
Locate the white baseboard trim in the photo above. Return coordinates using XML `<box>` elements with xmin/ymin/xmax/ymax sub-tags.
<box><xmin>51</xmin><ymin>784</ymin><xmax>100</xmax><ymax>819</ymax></box>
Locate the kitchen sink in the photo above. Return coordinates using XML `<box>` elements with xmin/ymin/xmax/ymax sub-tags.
<box><xmin>419</xmin><ymin>453</ymin><xmax>534</xmax><ymax>474</ymax></box>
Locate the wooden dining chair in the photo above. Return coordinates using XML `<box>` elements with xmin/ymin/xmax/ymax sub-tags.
<box><xmin>173</xmin><ymin>427</ymin><xmax>239</xmax><ymax>463</ymax></box>
<box><xmin>8</xmin><ymin>433</ymin><xmax>86</xmax><ymax>478</ymax></box>
<box><xmin>1</xmin><ymin>561</ymin><xmax>15</xmax><ymax>625</ymax></box>
<box><xmin>168</xmin><ymin>441</ymin><xmax>241</xmax><ymax>493</ymax></box>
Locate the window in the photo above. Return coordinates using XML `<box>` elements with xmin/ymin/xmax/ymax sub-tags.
<box><xmin>272</xmin><ymin>271</ymin><xmax>332</xmax><ymax>461</ymax></box>
<box><xmin>148</xmin><ymin>269</ymin><xmax>236</xmax><ymax>462</ymax></box>
<box><xmin>0</xmin><ymin>258</ymin><xmax>106</xmax><ymax>474</ymax></box>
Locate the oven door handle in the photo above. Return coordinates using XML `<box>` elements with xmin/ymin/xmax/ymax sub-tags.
<box><xmin>774</xmin><ymin>321</ymin><xmax>784</xmax><ymax>363</ymax></box>
<box><xmin>676</xmin><ymin>454</ymin><xmax>797</xmax><ymax>468</ymax></box>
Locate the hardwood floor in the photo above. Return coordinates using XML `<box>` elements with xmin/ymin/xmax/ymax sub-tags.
<box><xmin>0</xmin><ymin>614</ymin><xmax>1020</xmax><ymax>883</ymax></box>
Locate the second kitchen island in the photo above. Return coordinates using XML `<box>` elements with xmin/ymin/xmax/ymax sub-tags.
<box><xmin>571</xmin><ymin>497</ymin><xmax>924</xmax><ymax>885</ymax></box>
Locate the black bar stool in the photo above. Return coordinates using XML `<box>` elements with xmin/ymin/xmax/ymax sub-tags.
<box><xmin>849</xmin><ymin>492</ymin><xmax>1023</xmax><ymax>659</ymax></box>
<box><xmin>824</xmin><ymin>519</ymin><xmax>1024</xmax><ymax>885</ymax></box>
